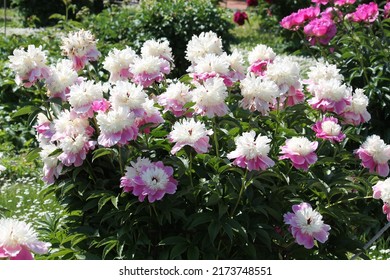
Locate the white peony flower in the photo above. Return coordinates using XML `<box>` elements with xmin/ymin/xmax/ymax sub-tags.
<box><xmin>185</xmin><ymin>31</ymin><xmax>223</xmax><ymax>63</ymax></box>
<box><xmin>248</xmin><ymin>44</ymin><xmax>276</xmax><ymax>64</ymax></box>
<box><xmin>141</xmin><ymin>39</ymin><xmax>173</xmax><ymax>62</ymax></box>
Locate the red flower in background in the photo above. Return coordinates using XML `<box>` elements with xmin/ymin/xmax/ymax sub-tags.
<box><xmin>246</xmin><ymin>0</ymin><xmax>258</xmax><ymax>7</ymax></box>
<box><xmin>233</xmin><ymin>11</ymin><xmax>249</xmax><ymax>25</ymax></box>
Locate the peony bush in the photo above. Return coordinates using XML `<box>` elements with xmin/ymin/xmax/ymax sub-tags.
<box><xmin>7</xmin><ymin>29</ymin><xmax>390</xmax><ymax>259</ymax></box>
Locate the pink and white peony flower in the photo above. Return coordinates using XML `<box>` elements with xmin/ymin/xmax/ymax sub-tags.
<box><xmin>225</xmin><ymin>50</ymin><xmax>246</xmax><ymax>83</ymax></box>
<box><xmin>279</xmin><ymin>137</ymin><xmax>318</xmax><ymax>171</ymax></box>
<box><xmin>120</xmin><ymin>157</ymin><xmax>153</xmax><ymax>193</ymax></box>
<box><xmin>227</xmin><ymin>131</ymin><xmax>275</xmax><ymax>171</ymax></box>
<box><xmin>68</xmin><ymin>80</ymin><xmax>105</xmax><ymax>118</ymax></box>
<box><xmin>247</xmin><ymin>44</ymin><xmax>276</xmax><ymax>76</ymax></box>
<box><xmin>39</xmin><ymin>143</ymin><xmax>63</xmax><ymax>185</ymax></box>
<box><xmin>312</xmin><ymin>116</ymin><xmax>346</xmax><ymax>143</ymax></box>
<box><xmin>191</xmin><ymin>54</ymin><xmax>232</xmax><ymax>86</ymax></box>
<box><xmin>307</xmin><ymin>79</ymin><xmax>351</xmax><ymax>114</ymax></box>
<box><xmin>60</xmin><ymin>29</ymin><xmax>100</xmax><ymax>71</ymax></box>
<box><xmin>192</xmin><ymin>77</ymin><xmax>229</xmax><ymax>117</ymax></box>
<box><xmin>306</xmin><ymin>62</ymin><xmax>344</xmax><ymax>87</ymax></box>
<box><xmin>239</xmin><ymin>74</ymin><xmax>280</xmax><ymax>115</ymax></box>
<box><xmin>355</xmin><ymin>135</ymin><xmax>390</xmax><ymax>177</ymax></box>
<box><xmin>168</xmin><ymin>118</ymin><xmax>213</xmax><ymax>154</ymax></box>
<box><xmin>136</xmin><ymin>99</ymin><xmax>164</xmax><ymax>134</ymax></box>
<box><xmin>103</xmin><ymin>47</ymin><xmax>138</xmax><ymax>82</ymax></box>
<box><xmin>129</xmin><ymin>161</ymin><xmax>178</xmax><ymax>203</ymax></box>
<box><xmin>185</xmin><ymin>31</ymin><xmax>223</xmax><ymax>64</ymax></box>
<box><xmin>284</xmin><ymin>202</ymin><xmax>331</xmax><ymax>249</ymax></box>
<box><xmin>8</xmin><ymin>45</ymin><xmax>50</xmax><ymax>87</ymax></box>
<box><xmin>45</xmin><ymin>59</ymin><xmax>79</xmax><ymax>101</ymax></box>
<box><xmin>341</xmin><ymin>88</ymin><xmax>371</xmax><ymax>125</ymax></box>
<box><xmin>96</xmin><ymin>107</ymin><xmax>139</xmax><ymax>147</ymax></box>
<box><xmin>109</xmin><ymin>81</ymin><xmax>147</xmax><ymax>116</ymax></box>
<box><xmin>0</xmin><ymin>218</ymin><xmax>51</xmax><ymax>260</ymax></box>
<box><xmin>52</xmin><ymin>110</ymin><xmax>94</xmax><ymax>142</ymax></box>
<box><xmin>141</xmin><ymin>39</ymin><xmax>173</xmax><ymax>63</ymax></box>
<box><xmin>57</xmin><ymin>134</ymin><xmax>96</xmax><ymax>167</ymax></box>
<box><xmin>130</xmin><ymin>56</ymin><xmax>170</xmax><ymax>88</ymax></box>
<box><xmin>157</xmin><ymin>82</ymin><xmax>192</xmax><ymax>117</ymax></box>
<box><xmin>372</xmin><ymin>178</ymin><xmax>390</xmax><ymax>221</ymax></box>
<box><xmin>266</xmin><ymin>56</ymin><xmax>301</xmax><ymax>94</ymax></box>
<box><xmin>34</xmin><ymin>113</ymin><xmax>54</xmax><ymax>145</ymax></box>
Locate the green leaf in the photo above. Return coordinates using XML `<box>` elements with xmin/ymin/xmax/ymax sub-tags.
<box><xmin>187</xmin><ymin>245</ymin><xmax>200</xmax><ymax>260</ymax></box>
<box><xmin>170</xmin><ymin>242</ymin><xmax>188</xmax><ymax>259</ymax></box>
<box><xmin>92</xmin><ymin>148</ymin><xmax>115</xmax><ymax>162</ymax></box>
<box><xmin>158</xmin><ymin>236</ymin><xmax>187</xmax><ymax>246</ymax></box>
<box><xmin>12</xmin><ymin>105</ymin><xmax>40</xmax><ymax>118</ymax></box>
<box><xmin>26</xmin><ymin>147</ymin><xmax>41</xmax><ymax>162</ymax></box>
<box><xmin>208</xmin><ymin>219</ymin><xmax>220</xmax><ymax>244</ymax></box>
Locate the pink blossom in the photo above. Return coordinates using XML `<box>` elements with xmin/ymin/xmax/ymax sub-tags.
<box><xmin>157</xmin><ymin>82</ymin><xmax>192</xmax><ymax>117</ymax></box>
<box><xmin>125</xmin><ymin>161</ymin><xmax>178</xmax><ymax>203</ymax></box>
<box><xmin>233</xmin><ymin>11</ymin><xmax>249</xmax><ymax>26</ymax></box>
<box><xmin>280</xmin><ymin>7</ymin><xmax>320</xmax><ymax>31</ymax></box>
<box><xmin>341</xmin><ymin>89</ymin><xmax>371</xmax><ymax>125</ymax></box>
<box><xmin>130</xmin><ymin>56</ymin><xmax>170</xmax><ymax>88</ymax></box>
<box><xmin>57</xmin><ymin>135</ymin><xmax>96</xmax><ymax>167</ymax></box>
<box><xmin>92</xmin><ymin>99</ymin><xmax>111</xmax><ymax>113</ymax></box>
<box><xmin>248</xmin><ymin>60</ymin><xmax>270</xmax><ymax>76</ymax></box>
<box><xmin>385</xmin><ymin>2</ymin><xmax>390</xmax><ymax>18</ymax></box>
<box><xmin>304</xmin><ymin>16</ymin><xmax>337</xmax><ymax>45</ymax></box>
<box><xmin>311</xmin><ymin>0</ymin><xmax>329</xmax><ymax>5</ymax></box>
<box><xmin>227</xmin><ymin>131</ymin><xmax>275</xmax><ymax>171</ymax></box>
<box><xmin>346</xmin><ymin>2</ymin><xmax>378</xmax><ymax>23</ymax></box>
<box><xmin>312</xmin><ymin>116</ymin><xmax>346</xmax><ymax>143</ymax></box>
<box><xmin>372</xmin><ymin>178</ymin><xmax>390</xmax><ymax>221</ymax></box>
<box><xmin>284</xmin><ymin>202</ymin><xmax>331</xmax><ymax>249</ymax></box>
<box><xmin>279</xmin><ymin>137</ymin><xmax>318</xmax><ymax>171</ymax></box>
<box><xmin>355</xmin><ymin>135</ymin><xmax>390</xmax><ymax>177</ymax></box>
<box><xmin>120</xmin><ymin>157</ymin><xmax>152</xmax><ymax>193</ymax></box>
<box><xmin>284</xmin><ymin>86</ymin><xmax>305</xmax><ymax>106</ymax></box>
<box><xmin>0</xmin><ymin>218</ymin><xmax>51</xmax><ymax>260</ymax></box>
<box><xmin>334</xmin><ymin>0</ymin><xmax>356</xmax><ymax>6</ymax></box>
<box><xmin>168</xmin><ymin>118</ymin><xmax>213</xmax><ymax>155</ymax></box>
<box><xmin>136</xmin><ymin>99</ymin><xmax>164</xmax><ymax>134</ymax></box>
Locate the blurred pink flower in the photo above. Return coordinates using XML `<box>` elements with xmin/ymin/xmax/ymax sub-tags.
<box><xmin>312</xmin><ymin>116</ymin><xmax>346</xmax><ymax>143</ymax></box>
<box><xmin>279</xmin><ymin>137</ymin><xmax>318</xmax><ymax>171</ymax></box>
<box><xmin>384</xmin><ymin>2</ymin><xmax>390</xmax><ymax>18</ymax></box>
<box><xmin>311</xmin><ymin>0</ymin><xmax>329</xmax><ymax>5</ymax></box>
<box><xmin>346</xmin><ymin>2</ymin><xmax>378</xmax><ymax>23</ymax></box>
<box><xmin>284</xmin><ymin>202</ymin><xmax>331</xmax><ymax>249</ymax></box>
<box><xmin>227</xmin><ymin>131</ymin><xmax>275</xmax><ymax>171</ymax></box>
<box><xmin>233</xmin><ymin>11</ymin><xmax>248</xmax><ymax>26</ymax></box>
<box><xmin>355</xmin><ymin>135</ymin><xmax>390</xmax><ymax>177</ymax></box>
<box><xmin>304</xmin><ymin>16</ymin><xmax>337</xmax><ymax>45</ymax></box>
<box><xmin>334</xmin><ymin>0</ymin><xmax>356</xmax><ymax>6</ymax></box>
<box><xmin>0</xmin><ymin>218</ymin><xmax>51</xmax><ymax>260</ymax></box>
<box><xmin>280</xmin><ymin>6</ymin><xmax>320</xmax><ymax>31</ymax></box>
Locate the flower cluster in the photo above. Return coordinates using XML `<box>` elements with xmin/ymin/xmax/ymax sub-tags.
<box><xmin>281</xmin><ymin>1</ymin><xmax>384</xmax><ymax>45</ymax></box>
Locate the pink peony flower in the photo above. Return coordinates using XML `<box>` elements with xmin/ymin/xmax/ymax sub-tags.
<box><xmin>92</xmin><ymin>99</ymin><xmax>111</xmax><ymax>113</ymax></box>
<box><xmin>39</xmin><ymin>143</ymin><xmax>63</xmax><ymax>185</ymax></box>
<box><xmin>334</xmin><ymin>0</ymin><xmax>356</xmax><ymax>6</ymax></box>
<box><xmin>96</xmin><ymin>108</ymin><xmax>139</xmax><ymax>147</ymax></box>
<box><xmin>280</xmin><ymin>7</ymin><xmax>320</xmax><ymax>31</ymax></box>
<box><xmin>304</xmin><ymin>16</ymin><xmax>337</xmax><ymax>45</ymax></box>
<box><xmin>57</xmin><ymin>134</ymin><xmax>96</xmax><ymax>167</ymax></box>
<box><xmin>103</xmin><ymin>47</ymin><xmax>137</xmax><ymax>82</ymax></box>
<box><xmin>246</xmin><ymin>0</ymin><xmax>258</xmax><ymax>7</ymax></box>
<box><xmin>124</xmin><ymin>161</ymin><xmax>178</xmax><ymax>203</ymax></box>
<box><xmin>355</xmin><ymin>135</ymin><xmax>390</xmax><ymax>177</ymax></box>
<box><xmin>341</xmin><ymin>88</ymin><xmax>371</xmax><ymax>125</ymax></box>
<box><xmin>60</xmin><ymin>29</ymin><xmax>100</xmax><ymax>71</ymax></box>
<box><xmin>247</xmin><ymin>44</ymin><xmax>276</xmax><ymax>76</ymax></box>
<box><xmin>385</xmin><ymin>2</ymin><xmax>390</xmax><ymax>18</ymax></box>
<box><xmin>346</xmin><ymin>2</ymin><xmax>378</xmax><ymax>23</ymax></box>
<box><xmin>120</xmin><ymin>157</ymin><xmax>152</xmax><ymax>193</ymax></box>
<box><xmin>311</xmin><ymin>0</ymin><xmax>328</xmax><ymax>5</ymax></box>
<box><xmin>168</xmin><ymin>118</ymin><xmax>213</xmax><ymax>154</ymax></box>
<box><xmin>234</xmin><ymin>11</ymin><xmax>249</xmax><ymax>26</ymax></box>
<box><xmin>45</xmin><ymin>59</ymin><xmax>78</xmax><ymax>101</ymax></box>
<box><xmin>307</xmin><ymin>79</ymin><xmax>351</xmax><ymax>114</ymax></box>
<box><xmin>312</xmin><ymin>116</ymin><xmax>346</xmax><ymax>143</ymax></box>
<box><xmin>130</xmin><ymin>56</ymin><xmax>170</xmax><ymax>88</ymax></box>
<box><xmin>0</xmin><ymin>218</ymin><xmax>51</xmax><ymax>260</ymax></box>
<box><xmin>372</xmin><ymin>178</ymin><xmax>390</xmax><ymax>221</ymax></box>
<box><xmin>158</xmin><ymin>82</ymin><xmax>192</xmax><ymax>117</ymax></box>
<box><xmin>279</xmin><ymin>137</ymin><xmax>318</xmax><ymax>171</ymax></box>
<box><xmin>283</xmin><ymin>86</ymin><xmax>305</xmax><ymax>107</ymax></box>
<box><xmin>284</xmin><ymin>202</ymin><xmax>331</xmax><ymax>249</ymax></box>
<box><xmin>227</xmin><ymin>131</ymin><xmax>275</xmax><ymax>171</ymax></box>
<box><xmin>136</xmin><ymin>99</ymin><xmax>164</xmax><ymax>134</ymax></box>
<box><xmin>8</xmin><ymin>45</ymin><xmax>50</xmax><ymax>87</ymax></box>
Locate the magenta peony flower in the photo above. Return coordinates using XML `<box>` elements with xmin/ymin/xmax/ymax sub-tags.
<box><xmin>168</xmin><ymin>118</ymin><xmax>213</xmax><ymax>154</ymax></box>
<box><xmin>346</xmin><ymin>2</ymin><xmax>378</xmax><ymax>23</ymax></box>
<box><xmin>227</xmin><ymin>131</ymin><xmax>275</xmax><ymax>171</ymax></box>
<box><xmin>120</xmin><ymin>157</ymin><xmax>153</xmax><ymax>193</ymax></box>
<box><xmin>311</xmin><ymin>0</ymin><xmax>329</xmax><ymax>5</ymax></box>
<box><xmin>284</xmin><ymin>202</ymin><xmax>331</xmax><ymax>249</ymax></box>
<box><xmin>234</xmin><ymin>11</ymin><xmax>249</xmax><ymax>26</ymax></box>
<box><xmin>0</xmin><ymin>218</ymin><xmax>51</xmax><ymax>260</ymax></box>
<box><xmin>279</xmin><ymin>137</ymin><xmax>318</xmax><ymax>171</ymax></box>
<box><xmin>385</xmin><ymin>2</ymin><xmax>390</xmax><ymax>18</ymax></box>
<box><xmin>334</xmin><ymin>0</ymin><xmax>356</xmax><ymax>6</ymax></box>
<box><xmin>355</xmin><ymin>135</ymin><xmax>390</xmax><ymax>177</ymax></box>
<box><xmin>304</xmin><ymin>16</ymin><xmax>337</xmax><ymax>45</ymax></box>
<box><xmin>312</xmin><ymin>116</ymin><xmax>346</xmax><ymax>143</ymax></box>
<box><xmin>246</xmin><ymin>0</ymin><xmax>258</xmax><ymax>7</ymax></box>
<box><xmin>130</xmin><ymin>161</ymin><xmax>178</xmax><ymax>203</ymax></box>
<box><xmin>372</xmin><ymin>178</ymin><xmax>390</xmax><ymax>221</ymax></box>
<box><xmin>280</xmin><ymin>6</ymin><xmax>320</xmax><ymax>31</ymax></box>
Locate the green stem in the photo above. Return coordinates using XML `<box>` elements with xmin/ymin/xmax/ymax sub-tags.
<box><xmin>188</xmin><ymin>150</ymin><xmax>194</xmax><ymax>189</ymax></box>
<box><xmin>118</xmin><ymin>146</ymin><xmax>124</xmax><ymax>174</ymax></box>
<box><xmin>213</xmin><ymin>117</ymin><xmax>220</xmax><ymax>158</ymax></box>
<box><xmin>230</xmin><ymin>169</ymin><xmax>249</xmax><ymax>218</ymax></box>
<box><xmin>326</xmin><ymin>195</ymin><xmax>372</xmax><ymax>208</ymax></box>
